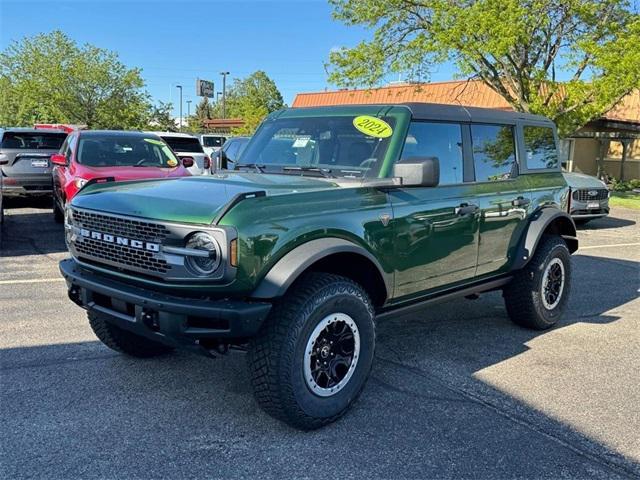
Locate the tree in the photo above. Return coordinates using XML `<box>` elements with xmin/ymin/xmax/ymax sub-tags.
<box><xmin>187</xmin><ymin>97</ymin><xmax>214</xmax><ymax>132</ymax></box>
<box><xmin>146</xmin><ymin>101</ymin><xmax>177</xmax><ymax>131</ymax></box>
<box><xmin>0</xmin><ymin>30</ymin><xmax>151</xmax><ymax>129</ymax></box>
<box><xmin>223</xmin><ymin>71</ymin><xmax>285</xmax><ymax>134</ymax></box>
<box><xmin>327</xmin><ymin>0</ymin><xmax>640</xmax><ymax>135</ymax></box>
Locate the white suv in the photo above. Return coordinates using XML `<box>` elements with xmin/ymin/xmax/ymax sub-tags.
<box><xmin>148</xmin><ymin>132</ymin><xmax>211</xmax><ymax>175</ymax></box>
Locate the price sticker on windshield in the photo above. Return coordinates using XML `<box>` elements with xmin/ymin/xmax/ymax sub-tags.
<box><xmin>167</xmin><ymin>159</ymin><xmax>178</xmax><ymax>167</ymax></box>
<box><xmin>353</xmin><ymin>115</ymin><xmax>393</xmax><ymax>138</ymax></box>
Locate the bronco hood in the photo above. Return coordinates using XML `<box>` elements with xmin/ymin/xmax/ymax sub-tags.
<box><xmin>70</xmin><ymin>173</ymin><xmax>340</xmax><ymax>224</ymax></box>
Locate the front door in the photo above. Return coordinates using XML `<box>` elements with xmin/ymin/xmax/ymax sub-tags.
<box><xmin>389</xmin><ymin>121</ymin><xmax>479</xmax><ymax>299</ymax></box>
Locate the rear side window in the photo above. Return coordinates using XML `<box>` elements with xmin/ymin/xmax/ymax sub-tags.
<box><xmin>471</xmin><ymin>125</ymin><xmax>517</xmax><ymax>182</ymax></box>
<box><xmin>523</xmin><ymin>126</ymin><xmax>558</xmax><ymax>169</ymax></box>
<box><xmin>162</xmin><ymin>136</ymin><xmax>204</xmax><ymax>153</ymax></box>
<box><xmin>202</xmin><ymin>136</ymin><xmax>226</xmax><ymax>147</ymax></box>
<box><xmin>400</xmin><ymin>122</ymin><xmax>463</xmax><ymax>185</ymax></box>
<box><xmin>1</xmin><ymin>132</ymin><xmax>67</xmax><ymax>150</ymax></box>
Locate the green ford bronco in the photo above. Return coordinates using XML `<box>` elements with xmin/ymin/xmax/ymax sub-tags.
<box><xmin>60</xmin><ymin>104</ymin><xmax>578</xmax><ymax>429</ymax></box>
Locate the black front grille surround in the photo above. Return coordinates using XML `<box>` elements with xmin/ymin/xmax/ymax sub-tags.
<box><xmin>572</xmin><ymin>188</ymin><xmax>609</xmax><ymax>201</ymax></box>
<box><xmin>67</xmin><ymin>207</ymin><xmax>237</xmax><ymax>283</ymax></box>
<box><xmin>72</xmin><ymin>209</ymin><xmax>169</xmax><ymax>243</ymax></box>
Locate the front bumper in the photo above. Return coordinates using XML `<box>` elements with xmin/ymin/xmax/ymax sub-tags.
<box><xmin>59</xmin><ymin>259</ymin><xmax>272</xmax><ymax>349</ymax></box>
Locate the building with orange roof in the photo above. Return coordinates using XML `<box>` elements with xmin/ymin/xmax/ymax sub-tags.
<box><xmin>293</xmin><ymin>81</ymin><xmax>640</xmax><ymax>180</ymax></box>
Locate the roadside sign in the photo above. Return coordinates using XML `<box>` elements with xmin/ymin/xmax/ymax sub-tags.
<box><xmin>196</xmin><ymin>79</ymin><xmax>215</xmax><ymax>98</ymax></box>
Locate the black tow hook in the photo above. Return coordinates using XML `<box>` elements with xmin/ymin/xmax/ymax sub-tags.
<box><xmin>68</xmin><ymin>285</ymin><xmax>83</xmax><ymax>306</ymax></box>
<box><xmin>141</xmin><ymin>309</ymin><xmax>160</xmax><ymax>331</ymax></box>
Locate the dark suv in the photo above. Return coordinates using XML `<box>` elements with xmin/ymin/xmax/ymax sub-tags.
<box><xmin>0</xmin><ymin>128</ymin><xmax>68</xmax><ymax>198</ymax></box>
<box><xmin>60</xmin><ymin>104</ymin><xmax>577</xmax><ymax>430</ymax></box>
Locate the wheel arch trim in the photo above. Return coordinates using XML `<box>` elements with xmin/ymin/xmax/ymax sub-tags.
<box><xmin>513</xmin><ymin>207</ymin><xmax>578</xmax><ymax>270</ymax></box>
<box><xmin>251</xmin><ymin>238</ymin><xmax>391</xmax><ymax>300</ymax></box>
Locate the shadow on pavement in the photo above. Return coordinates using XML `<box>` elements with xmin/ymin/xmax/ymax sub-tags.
<box><xmin>0</xmin><ymin>206</ymin><xmax>66</xmax><ymax>257</ymax></box>
<box><xmin>1</xmin><ymin>255</ymin><xmax>639</xmax><ymax>478</ymax></box>
<box><xmin>577</xmin><ymin>214</ymin><xmax>636</xmax><ymax>230</ymax></box>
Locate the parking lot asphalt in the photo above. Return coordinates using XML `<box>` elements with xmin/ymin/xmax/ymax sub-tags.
<box><xmin>1</xmin><ymin>200</ymin><xmax>639</xmax><ymax>479</ymax></box>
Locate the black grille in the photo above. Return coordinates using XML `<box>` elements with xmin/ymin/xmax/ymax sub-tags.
<box><xmin>72</xmin><ymin>209</ymin><xmax>169</xmax><ymax>242</ymax></box>
<box><xmin>71</xmin><ymin>209</ymin><xmax>170</xmax><ymax>275</ymax></box>
<box><xmin>572</xmin><ymin>188</ymin><xmax>608</xmax><ymax>201</ymax></box>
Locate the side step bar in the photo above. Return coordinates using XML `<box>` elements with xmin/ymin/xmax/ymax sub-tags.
<box><xmin>376</xmin><ymin>276</ymin><xmax>512</xmax><ymax>321</ymax></box>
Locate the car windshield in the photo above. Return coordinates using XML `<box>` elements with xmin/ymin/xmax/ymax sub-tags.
<box><xmin>1</xmin><ymin>132</ymin><xmax>67</xmax><ymax>150</ymax></box>
<box><xmin>238</xmin><ymin>115</ymin><xmax>396</xmax><ymax>178</ymax></box>
<box><xmin>202</xmin><ymin>136</ymin><xmax>225</xmax><ymax>147</ymax></box>
<box><xmin>76</xmin><ymin>135</ymin><xmax>180</xmax><ymax>168</ymax></box>
<box><xmin>162</xmin><ymin>136</ymin><xmax>204</xmax><ymax>153</ymax></box>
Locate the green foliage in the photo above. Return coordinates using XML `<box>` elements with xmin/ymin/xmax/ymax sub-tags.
<box><xmin>327</xmin><ymin>0</ymin><xmax>640</xmax><ymax>136</ymax></box>
<box><xmin>608</xmin><ymin>178</ymin><xmax>640</xmax><ymax>191</ymax></box>
<box><xmin>223</xmin><ymin>71</ymin><xmax>285</xmax><ymax>134</ymax></box>
<box><xmin>146</xmin><ymin>101</ymin><xmax>176</xmax><ymax>132</ymax></box>
<box><xmin>0</xmin><ymin>31</ymin><xmax>151</xmax><ymax>129</ymax></box>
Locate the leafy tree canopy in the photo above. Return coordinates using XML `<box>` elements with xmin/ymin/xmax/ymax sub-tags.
<box><xmin>328</xmin><ymin>0</ymin><xmax>640</xmax><ymax>135</ymax></box>
<box><xmin>146</xmin><ymin>101</ymin><xmax>177</xmax><ymax>132</ymax></box>
<box><xmin>0</xmin><ymin>30</ymin><xmax>151</xmax><ymax>129</ymax></box>
<box><xmin>219</xmin><ymin>71</ymin><xmax>285</xmax><ymax>134</ymax></box>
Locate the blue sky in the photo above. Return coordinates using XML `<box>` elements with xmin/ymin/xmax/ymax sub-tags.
<box><xmin>0</xmin><ymin>0</ymin><xmax>457</xmax><ymax>117</ymax></box>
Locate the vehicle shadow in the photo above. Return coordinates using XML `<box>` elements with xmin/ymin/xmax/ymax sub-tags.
<box><xmin>0</xmin><ymin>207</ymin><xmax>66</xmax><ymax>257</ymax></box>
<box><xmin>1</xmin><ymin>255</ymin><xmax>639</xmax><ymax>478</ymax></box>
<box><xmin>577</xmin><ymin>214</ymin><xmax>636</xmax><ymax>230</ymax></box>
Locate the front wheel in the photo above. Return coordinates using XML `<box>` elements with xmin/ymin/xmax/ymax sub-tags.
<box><xmin>503</xmin><ymin>236</ymin><xmax>571</xmax><ymax>330</ymax></box>
<box><xmin>247</xmin><ymin>272</ymin><xmax>375</xmax><ymax>430</ymax></box>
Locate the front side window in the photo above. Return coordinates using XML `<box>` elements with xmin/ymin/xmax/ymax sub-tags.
<box><xmin>471</xmin><ymin>125</ymin><xmax>517</xmax><ymax>182</ymax></box>
<box><xmin>399</xmin><ymin>122</ymin><xmax>463</xmax><ymax>185</ymax></box>
<box><xmin>76</xmin><ymin>135</ymin><xmax>179</xmax><ymax>168</ymax></box>
<box><xmin>524</xmin><ymin>126</ymin><xmax>558</xmax><ymax>169</ymax></box>
<box><xmin>1</xmin><ymin>132</ymin><xmax>67</xmax><ymax>150</ymax></box>
<box><xmin>240</xmin><ymin>115</ymin><xmax>397</xmax><ymax>178</ymax></box>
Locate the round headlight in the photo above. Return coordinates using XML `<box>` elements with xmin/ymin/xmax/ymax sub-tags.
<box><xmin>185</xmin><ymin>232</ymin><xmax>221</xmax><ymax>276</ymax></box>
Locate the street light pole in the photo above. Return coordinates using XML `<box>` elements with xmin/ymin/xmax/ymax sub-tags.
<box><xmin>176</xmin><ymin>85</ymin><xmax>183</xmax><ymax>131</ymax></box>
<box><xmin>220</xmin><ymin>72</ymin><xmax>230</xmax><ymax>119</ymax></box>
<box><xmin>186</xmin><ymin>100</ymin><xmax>192</xmax><ymax>122</ymax></box>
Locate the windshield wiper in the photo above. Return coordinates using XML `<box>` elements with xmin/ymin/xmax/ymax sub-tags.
<box><xmin>235</xmin><ymin>163</ymin><xmax>265</xmax><ymax>173</ymax></box>
<box><xmin>281</xmin><ymin>166</ymin><xmax>335</xmax><ymax>178</ymax></box>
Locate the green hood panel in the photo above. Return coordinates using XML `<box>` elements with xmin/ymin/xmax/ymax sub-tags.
<box><xmin>71</xmin><ymin>173</ymin><xmax>340</xmax><ymax>225</ymax></box>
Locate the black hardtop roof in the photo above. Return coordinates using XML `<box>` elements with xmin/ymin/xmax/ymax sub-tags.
<box><xmin>402</xmin><ymin>102</ymin><xmax>552</xmax><ymax>124</ymax></box>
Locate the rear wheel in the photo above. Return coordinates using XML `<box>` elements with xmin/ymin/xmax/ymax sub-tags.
<box><xmin>53</xmin><ymin>197</ymin><xmax>64</xmax><ymax>223</ymax></box>
<box><xmin>247</xmin><ymin>272</ymin><xmax>375</xmax><ymax>430</ymax></box>
<box><xmin>503</xmin><ymin>236</ymin><xmax>571</xmax><ymax>330</ymax></box>
<box><xmin>88</xmin><ymin>311</ymin><xmax>173</xmax><ymax>358</ymax></box>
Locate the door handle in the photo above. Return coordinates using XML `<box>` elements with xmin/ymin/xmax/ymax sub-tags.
<box><xmin>455</xmin><ymin>203</ymin><xmax>479</xmax><ymax>216</ymax></box>
<box><xmin>512</xmin><ymin>196</ymin><xmax>531</xmax><ymax>207</ymax></box>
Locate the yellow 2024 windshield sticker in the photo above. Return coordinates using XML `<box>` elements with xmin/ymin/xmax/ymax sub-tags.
<box><xmin>353</xmin><ymin>115</ymin><xmax>393</xmax><ymax>138</ymax></box>
<box><xmin>166</xmin><ymin>158</ymin><xmax>178</xmax><ymax>167</ymax></box>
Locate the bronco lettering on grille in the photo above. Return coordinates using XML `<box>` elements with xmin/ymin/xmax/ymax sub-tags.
<box><xmin>79</xmin><ymin>229</ymin><xmax>160</xmax><ymax>252</ymax></box>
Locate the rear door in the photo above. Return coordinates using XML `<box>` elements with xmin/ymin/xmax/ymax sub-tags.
<box><xmin>470</xmin><ymin>124</ymin><xmax>531</xmax><ymax>277</ymax></box>
<box><xmin>389</xmin><ymin>121</ymin><xmax>480</xmax><ymax>299</ymax></box>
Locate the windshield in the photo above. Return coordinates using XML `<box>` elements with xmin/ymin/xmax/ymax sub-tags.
<box><xmin>239</xmin><ymin>115</ymin><xmax>396</xmax><ymax>178</ymax></box>
<box><xmin>1</xmin><ymin>132</ymin><xmax>67</xmax><ymax>150</ymax></box>
<box><xmin>162</xmin><ymin>136</ymin><xmax>204</xmax><ymax>153</ymax></box>
<box><xmin>202</xmin><ymin>136</ymin><xmax>226</xmax><ymax>147</ymax></box>
<box><xmin>76</xmin><ymin>135</ymin><xmax>180</xmax><ymax>168</ymax></box>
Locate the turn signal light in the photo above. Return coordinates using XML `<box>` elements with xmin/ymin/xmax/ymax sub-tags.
<box><xmin>230</xmin><ymin>238</ymin><xmax>238</xmax><ymax>267</ymax></box>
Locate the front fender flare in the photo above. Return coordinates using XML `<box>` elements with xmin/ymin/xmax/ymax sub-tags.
<box><xmin>251</xmin><ymin>237</ymin><xmax>391</xmax><ymax>299</ymax></box>
<box><xmin>512</xmin><ymin>207</ymin><xmax>578</xmax><ymax>270</ymax></box>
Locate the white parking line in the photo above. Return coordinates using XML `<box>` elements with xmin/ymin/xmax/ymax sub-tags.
<box><xmin>0</xmin><ymin>278</ymin><xmax>65</xmax><ymax>285</ymax></box>
<box><xmin>579</xmin><ymin>242</ymin><xmax>640</xmax><ymax>250</ymax></box>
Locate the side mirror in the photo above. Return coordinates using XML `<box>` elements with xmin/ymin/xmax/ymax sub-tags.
<box><xmin>219</xmin><ymin>150</ymin><xmax>229</xmax><ymax>170</ymax></box>
<box><xmin>181</xmin><ymin>156</ymin><xmax>194</xmax><ymax>168</ymax></box>
<box><xmin>51</xmin><ymin>154</ymin><xmax>67</xmax><ymax>166</ymax></box>
<box><xmin>393</xmin><ymin>157</ymin><xmax>440</xmax><ymax>187</ymax></box>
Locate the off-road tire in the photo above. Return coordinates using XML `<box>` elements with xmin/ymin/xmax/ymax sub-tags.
<box><xmin>53</xmin><ymin>198</ymin><xmax>64</xmax><ymax>224</ymax></box>
<box><xmin>88</xmin><ymin>311</ymin><xmax>173</xmax><ymax>358</ymax></box>
<box><xmin>247</xmin><ymin>272</ymin><xmax>376</xmax><ymax>430</ymax></box>
<box><xmin>503</xmin><ymin>235</ymin><xmax>571</xmax><ymax>330</ymax></box>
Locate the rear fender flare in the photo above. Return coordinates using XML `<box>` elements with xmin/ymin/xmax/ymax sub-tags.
<box><xmin>513</xmin><ymin>207</ymin><xmax>578</xmax><ymax>270</ymax></box>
